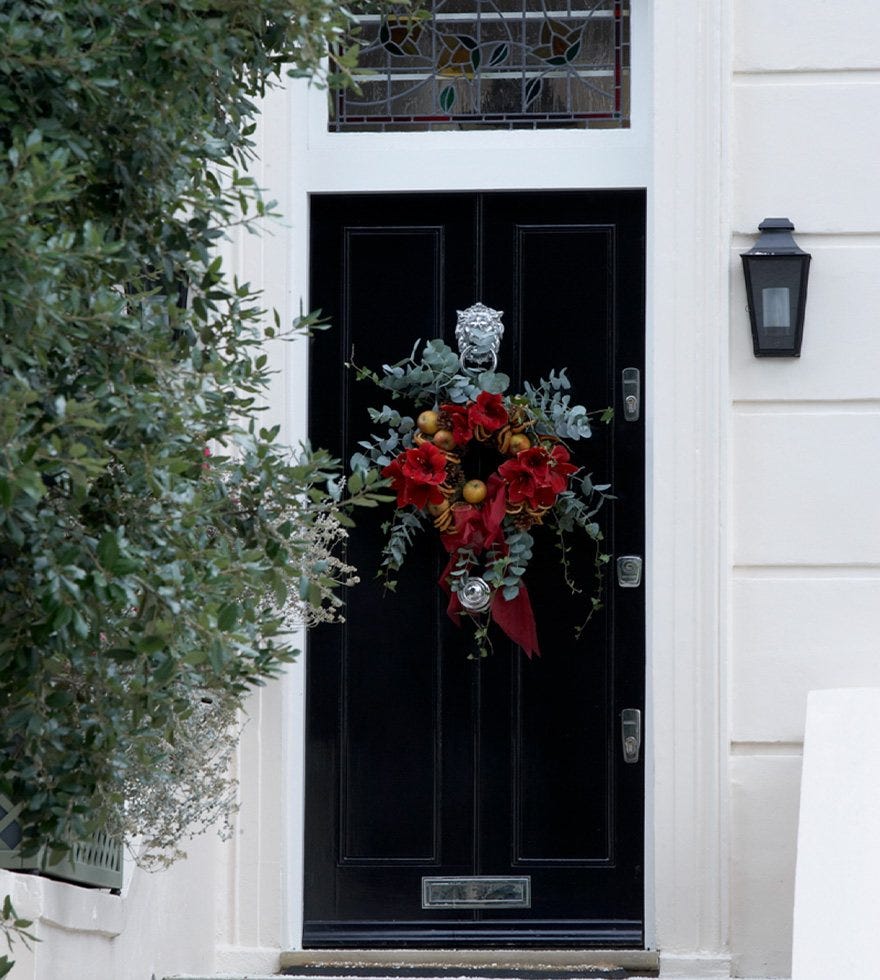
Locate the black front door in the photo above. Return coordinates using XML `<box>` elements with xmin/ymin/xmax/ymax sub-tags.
<box><xmin>305</xmin><ymin>191</ymin><xmax>645</xmax><ymax>948</ymax></box>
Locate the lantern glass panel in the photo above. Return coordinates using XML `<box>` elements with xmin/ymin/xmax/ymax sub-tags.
<box><xmin>745</xmin><ymin>254</ymin><xmax>806</xmax><ymax>353</ymax></box>
<box><xmin>761</xmin><ymin>287</ymin><xmax>791</xmax><ymax>329</ymax></box>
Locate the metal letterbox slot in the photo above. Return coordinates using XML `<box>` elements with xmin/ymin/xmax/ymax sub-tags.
<box><xmin>421</xmin><ymin>876</ymin><xmax>531</xmax><ymax>909</ymax></box>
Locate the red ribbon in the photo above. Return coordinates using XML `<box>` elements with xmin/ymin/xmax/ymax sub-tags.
<box><xmin>439</xmin><ymin>475</ymin><xmax>541</xmax><ymax>658</ymax></box>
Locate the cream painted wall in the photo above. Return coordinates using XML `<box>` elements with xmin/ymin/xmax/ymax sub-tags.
<box><xmin>729</xmin><ymin>2</ymin><xmax>880</xmax><ymax>976</ymax></box>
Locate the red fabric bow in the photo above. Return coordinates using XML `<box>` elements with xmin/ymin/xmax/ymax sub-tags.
<box><xmin>439</xmin><ymin>475</ymin><xmax>541</xmax><ymax>658</ymax></box>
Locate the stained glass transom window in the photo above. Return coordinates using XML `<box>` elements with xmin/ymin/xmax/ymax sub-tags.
<box><xmin>332</xmin><ymin>1</ymin><xmax>630</xmax><ymax>132</ymax></box>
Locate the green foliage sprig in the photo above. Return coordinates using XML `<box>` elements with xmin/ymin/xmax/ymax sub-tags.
<box><xmin>350</xmin><ymin>338</ymin><xmax>511</xmax><ymax>407</ymax></box>
<box><xmin>379</xmin><ymin>508</ymin><xmax>426</xmax><ymax>587</ymax></box>
<box><xmin>521</xmin><ymin>371</ymin><xmax>614</xmax><ymax>440</ymax></box>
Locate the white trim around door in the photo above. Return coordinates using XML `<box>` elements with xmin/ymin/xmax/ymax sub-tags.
<box><xmin>227</xmin><ymin>1</ymin><xmax>733</xmax><ymax>972</ymax></box>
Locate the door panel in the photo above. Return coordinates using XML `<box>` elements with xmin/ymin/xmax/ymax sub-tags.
<box><xmin>306</xmin><ymin>191</ymin><xmax>645</xmax><ymax>947</ymax></box>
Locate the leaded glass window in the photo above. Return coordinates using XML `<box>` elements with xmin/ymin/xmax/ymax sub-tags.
<box><xmin>332</xmin><ymin>1</ymin><xmax>630</xmax><ymax>132</ymax></box>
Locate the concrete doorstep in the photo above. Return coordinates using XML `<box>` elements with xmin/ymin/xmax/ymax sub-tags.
<box><xmin>279</xmin><ymin>950</ymin><xmax>659</xmax><ymax>974</ymax></box>
<box><xmin>165</xmin><ymin>950</ymin><xmax>662</xmax><ymax>980</ymax></box>
<box><xmin>166</xmin><ymin>975</ymin><xmax>656</xmax><ymax>980</ymax></box>
<box><xmin>164</xmin><ymin>951</ymin><xmax>661</xmax><ymax>980</ymax></box>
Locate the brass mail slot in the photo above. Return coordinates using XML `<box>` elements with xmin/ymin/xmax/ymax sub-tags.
<box><xmin>421</xmin><ymin>875</ymin><xmax>531</xmax><ymax>909</ymax></box>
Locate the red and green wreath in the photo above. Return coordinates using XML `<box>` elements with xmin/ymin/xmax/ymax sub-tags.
<box><xmin>349</xmin><ymin>328</ymin><xmax>611</xmax><ymax>659</ymax></box>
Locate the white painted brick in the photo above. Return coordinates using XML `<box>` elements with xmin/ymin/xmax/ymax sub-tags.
<box><xmin>732</xmin><ymin>411</ymin><xmax>880</xmax><ymax>565</ymax></box>
<box><xmin>732</xmin><ymin>577</ymin><xmax>880</xmax><ymax>741</ymax></box>
<box><xmin>735</xmin><ymin>0</ymin><xmax>880</xmax><ymax>72</ymax></box>
<box><xmin>734</xmin><ymin>83</ymin><xmax>880</xmax><ymax>234</ymax></box>
<box><xmin>730</xmin><ymin>244</ymin><xmax>880</xmax><ymax>402</ymax></box>
<box><xmin>730</xmin><ymin>754</ymin><xmax>802</xmax><ymax>979</ymax></box>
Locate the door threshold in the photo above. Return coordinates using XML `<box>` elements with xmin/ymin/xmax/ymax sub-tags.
<box><xmin>280</xmin><ymin>949</ymin><xmax>659</xmax><ymax>973</ymax></box>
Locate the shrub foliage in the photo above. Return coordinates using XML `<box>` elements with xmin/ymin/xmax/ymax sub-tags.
<box><xmin>0</xmin><ymin>0</ymin><xmax>389</xmax><ymax>856</ymax></box>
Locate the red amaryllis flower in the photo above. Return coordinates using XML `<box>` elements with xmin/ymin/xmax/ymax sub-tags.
<box><xmin>401</xmin><ymin>442</ymin><xmax>448</xmax><ymax>483</ymax></box>
<box><xmin>498</xmin><ymin>453</ymin><xmax>542</xmax><ymax>507</ymax></box>
<box><xmin>547</xmin><ymin>444</ymin><xmax>578</xmax><ymax>492</ymax></box>
<box><xmin>514</xmin><ymin>446</ymin><xmax>552</xmax><ymax>481</ymax></box>
<box><xmin>440</xmin><ymin>402</ymin><xmax>473</xmax><ymax>446</ymax></box>
<box><xmin>382</xmin><ymin>442</ymin><xmax>448</xmax><ymax>509</ymax></box>
<box><xmin>498</xmin><ymin>444</ymin><xmax>577</xmax><ymax>508</ymax></box>
<box><xmin>468</xmin><ymin>391</ymin><xmax>508</xmax><ymax>433</ymax></box>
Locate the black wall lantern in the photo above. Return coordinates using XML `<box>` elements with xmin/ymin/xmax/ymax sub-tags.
<box><xmin>741</xmin><ymin>218</ymin><xmax>811</xmax><ymax>357</ymax></box>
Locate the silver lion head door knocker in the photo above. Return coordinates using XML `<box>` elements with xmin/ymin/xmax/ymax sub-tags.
<box><xmin>455</xmin><ymin>303</ymin><xmax>503</xmax><ymax>614</ymax></box>
<box><xmin>455</xmin><ymin>302</ymin><xmax>504</xmax><ymax>375</ymax></box>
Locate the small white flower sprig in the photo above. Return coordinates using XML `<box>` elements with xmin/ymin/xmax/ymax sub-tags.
<box><xmin>349</xmin><ymin>339</ymin><xmax>614</xmax><ymax>655</ymax></box>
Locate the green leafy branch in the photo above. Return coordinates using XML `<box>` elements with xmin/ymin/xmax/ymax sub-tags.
<box><xmin>0</xmin><ymin>0</ymin><xmax>408</xmax><ymax>861</ymax></box>
<box><xmin>550</xmin><ymin>473</ymin><xmax>613</xmax><ymax>634</ymax></box>
<box><xmin>519</xmin><ymin>370</ymin><xmax>613</xmax><ymax>440</ymax></box>
<box><xmin>351</xmin><ymin>338</ymin><xmax>510</xmax><ymax>407</ymax></box>
<box><xmin>379</xmin><ymin>508</ymin><xmax>427</xmax><ymax>590</ymax></box>
<box><xmin>484</xmin><ymin>529</ymin><xmax>533</xmax><ymax>600</ymax></box>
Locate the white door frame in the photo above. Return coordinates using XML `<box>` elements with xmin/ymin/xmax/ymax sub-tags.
<box><xmin>231</xmin><ymin>2</ymin><xmax>732</xmax><ymax>973</ymax></box>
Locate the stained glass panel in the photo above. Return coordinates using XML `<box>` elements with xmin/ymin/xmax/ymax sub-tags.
<box><xmin>332</xmin><ymin>1</ymin><xmax>630</xmax><ymax>131</ymax></box>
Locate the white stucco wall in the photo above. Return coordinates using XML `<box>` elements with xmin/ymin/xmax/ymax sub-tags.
<box><xmin>728</xmin><ymin>2</ymin><xmax>880</xmax><ymax>976</ymax></box>
<box><xmin>2</xmin><ymin>680</ymin><xmax>291</xmax><ymax>980</ymax></box>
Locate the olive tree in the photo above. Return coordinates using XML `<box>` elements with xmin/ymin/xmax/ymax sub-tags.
<box><xmin>0</xmin><ymin>0</ymin><xmax>392</xmax><ymax>862</ymax></box>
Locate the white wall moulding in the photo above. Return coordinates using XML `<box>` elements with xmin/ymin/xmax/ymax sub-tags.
<box><xmin>733</xmin><ymin>82</ymin><xmax>880</xmax><ymax>234</ymax></box>
<box><xmin>734</xmin><ymin>0</ymin><xmax>880</xmax><ymax>73</ymax></box>
<box><xmin>730</xmin><ymin>754</ymin><xmax>802</xmax><ymax>978</ymax></box>
<box><xmin>650</xmin><ymin>0</ymin><xmax>731</xmax><ymax>965</ymax></box>
<box><xmin>732</xmin><ymin>412</ymin><xmax>880</xmax><ymax>566</ymax></box>
<box><xmin>732</xmin><ymin>577</ymin><xmax>880</xmax><ymax>742</ymax></box>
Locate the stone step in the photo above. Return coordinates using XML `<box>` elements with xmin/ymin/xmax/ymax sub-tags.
<box><xmin>280</xmin><ymin>950</ymin><xmax>659</xmax><ymax>976</ymax></box>
<box><xmin>279</xmin><ymin>970</ymin><xmax>640</xmax><ymax>979</ymax></box>
<box><xmin>166</xmin><ymin>970</ymin><xmax>657</xmax><ymax>980</ymax></box>
<box><xmin>166</xmin><ymin>949</ymin><xmax>661</xmax><ymax>980</ymax></box>
<box><xmin>167</xmin><ymin>975</ymin><xmax>654</xmax><ymax>980</ymax></box>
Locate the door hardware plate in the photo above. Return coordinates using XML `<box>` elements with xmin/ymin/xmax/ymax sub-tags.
<box><xmin>622</xmin><ymin>367</ymin><xmax>641</xmax><ymax>421</ymax></box>
<box><xmin>621</xmin><ymin>708</ymin><xmax>642</xmax><ymax>764</ymax></box>
<box><xmin>617</xmin><ymin>555</ymin><xmax>643</xmax><ymax>588</ymax></box>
